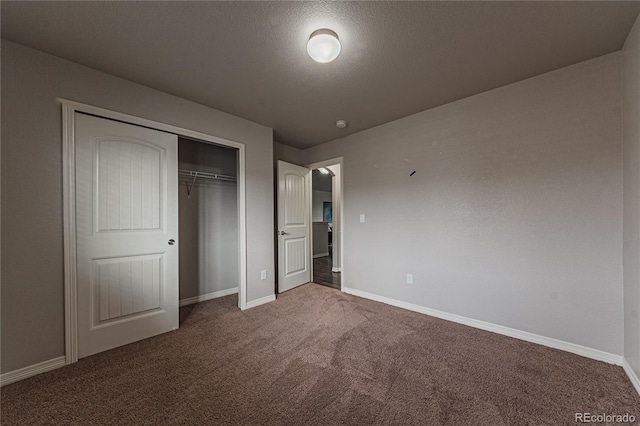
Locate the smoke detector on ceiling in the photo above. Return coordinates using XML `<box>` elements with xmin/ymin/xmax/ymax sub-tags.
<box><xmin>336</xmin><ymin>120</ymin><xmax>348</xmax><ymax>129</ymax></box>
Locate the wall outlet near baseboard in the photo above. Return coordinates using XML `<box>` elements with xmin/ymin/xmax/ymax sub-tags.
<box><xmin>406</xmin><ymin>273</ymin><xmax>413</xmax><ymax>284</ymax></box>
<box><xmin>261</xmin><ymin>270</ymin><xmax>267</xmax><ymax>280</ymax></box>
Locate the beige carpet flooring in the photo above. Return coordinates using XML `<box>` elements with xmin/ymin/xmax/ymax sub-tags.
<box><xmin>2</xmin><ymin>283</ymin><xmax>639</xmax><ymax>425</ymax></box>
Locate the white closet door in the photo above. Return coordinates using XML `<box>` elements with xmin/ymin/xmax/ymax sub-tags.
<box><xmin>75</xmin><ymin>113</ymin><xmax>179</xmax><ymax>358</ymax></box>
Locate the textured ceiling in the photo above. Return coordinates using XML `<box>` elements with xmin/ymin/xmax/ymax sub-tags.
<box><xmin>2</xmin><ymin>1</ymin><xmax>639</xmax><ymax>149</ymax></box>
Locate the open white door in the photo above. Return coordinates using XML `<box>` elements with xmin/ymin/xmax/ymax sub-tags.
<box><xmin>75</xmin><ymin>113</ymin><xmax>178</xmax><ymax>358</ymax></box>
<box><xmin>277</xmin><ymin>160</ymin><xmax>311</xmax><ymax>293</ymax></box>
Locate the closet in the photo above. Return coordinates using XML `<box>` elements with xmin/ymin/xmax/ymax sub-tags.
<box><xmin>178</xmin><ymin>137</ymin><xmax>239</xmax><ymax>305</ymax></box>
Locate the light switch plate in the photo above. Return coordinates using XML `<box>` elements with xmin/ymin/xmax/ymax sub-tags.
<box><xmin>261</xmin><ymin>270</ymin><xmax>267</xmax><ymax>280</ymax></box>
<box><xmin>360</xmin><ymin>214</ymin><xmax>365</xmax><ymax>223</ymax></box>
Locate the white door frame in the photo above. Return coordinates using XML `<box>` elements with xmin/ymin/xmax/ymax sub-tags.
<box><xmin>61</xmin><ymin>99</ymin><xmax>248</xmax><ymax>365</ymax></box>
<box><xmin>306</xmin><ymin>157</ymin><xmax>344</xmax><ymax>292</ymax></box>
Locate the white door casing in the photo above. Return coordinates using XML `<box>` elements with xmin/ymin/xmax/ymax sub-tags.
<box><xmin>328</xmin><ymin>164</ymin><xmax>341</xmax><ymax>273</ymax></box>
<box><xmin>75</xmin><ymin>113</ymin><xmax>179</xmax><ymax>358</ymax></box>
<box><xmin>277</xmin><ymin>160</ymin><xmax>311</xmax><ymax>293</ymax></box>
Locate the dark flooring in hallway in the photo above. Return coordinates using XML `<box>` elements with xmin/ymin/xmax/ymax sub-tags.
<box><xmin>313</xmin><ymin>256</ymin><xmax>341</xmax><ymax>289</ymax></box>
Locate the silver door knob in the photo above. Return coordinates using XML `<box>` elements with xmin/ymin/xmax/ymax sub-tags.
<box><xmin>278</xmin><ymin>231</ymin><xmax>286</xmax><ymax>236</ymax></box>
<box><xmin>168</xmin><ymin>239</ymin><xmax>175</xmax><ymax>245</ymax></box>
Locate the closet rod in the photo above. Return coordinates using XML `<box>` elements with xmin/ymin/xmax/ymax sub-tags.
<box><xmin>178</xmin><ymin>169</ymin><xmax>237</xmax><ymax>182</ymax></box>
<box><xmin>178</xmin><ymin>169</ymin><xmax>236</xmax><ymax>199</ymax></box>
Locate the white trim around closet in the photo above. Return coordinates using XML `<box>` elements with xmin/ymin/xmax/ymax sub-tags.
<box><xmin>61</xmin><ymin>99</ymin><xmax>248</xmax><ymax>366</ymax></box>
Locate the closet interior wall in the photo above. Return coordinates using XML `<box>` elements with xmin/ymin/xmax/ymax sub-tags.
<box><xmin>178</xmin><ymin>137</ymin><xmax>239</xmax><ymax>302</ymax></box>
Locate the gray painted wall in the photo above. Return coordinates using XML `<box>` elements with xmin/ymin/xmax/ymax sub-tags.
<box><xmin>178</xmin><ymin>139</ymin><xmax>238</xmax><ymax>300</ymax></box>
<box><xmin>273</xmin><ymin>141</ymin><xmax>304</xmax><ymax>167</ymax></box>
<box><xmin>1</xmin><ymin>40</ymin><xmax>275</xmax><ymax>373</ymax></box>
<box><xmin>312</xmin><ymin>170</ymin><xmax>332</xmax><ymax>192</ymax></box>
<box><xmin>313</xmin><ymin>223</ymin><xmax>329</xmax><ymax>256</ymax></box>
<box><xmin>623</xmin><ymin>15</ymin><xmax>640</xmax><ymax>379</ymax></box>
<box><xmin>304</xmin><ymin>53</ymin><xmax>624</xmax><ymax>355</ymax></box>
<box><xmin>312</xmin><ymin>190</ymin><xmax>332</xmax><ymax>222</ymax></box>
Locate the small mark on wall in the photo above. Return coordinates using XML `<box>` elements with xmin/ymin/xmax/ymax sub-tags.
<box><xmin>410</xmin><ymin>171</ymin><xmax>416</xmax><ymax>177</ymax></box>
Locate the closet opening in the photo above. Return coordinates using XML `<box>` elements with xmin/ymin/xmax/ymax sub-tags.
<box><xmin>178</xmin><ymin>136</ymin><xmax>239</xmax><ymax>320</ymax></box>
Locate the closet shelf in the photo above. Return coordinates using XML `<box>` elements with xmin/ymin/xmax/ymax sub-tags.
<box><xmin>178</xmin><ymin>169</ymin><xmax>236</xmax><ymax>182</ymax></box>
<box><xmin>178</xmin><ymin>169</ymin><xmax>236</xmax><ymax>198</ymax></box>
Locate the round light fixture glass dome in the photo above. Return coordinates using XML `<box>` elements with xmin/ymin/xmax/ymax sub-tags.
<box><xmin>307</xmin><ymin>29</ymin><xmax>341</xmax><ymax>63</ymax></box>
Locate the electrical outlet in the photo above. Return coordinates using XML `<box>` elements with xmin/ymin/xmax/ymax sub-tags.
<box><xmin>360</xmin><ymin>214</ymin><xmax>365</xmax><ymax>223</ymax></box>
<box><xmin>261</xmin><ymin>270</ymin><xmax>267</xmax><ymax>280</ymax></box>
<box><xmin>406</xmin><ymin>273</ymin><xmax>413</xmax><ymax>284</ymax></box>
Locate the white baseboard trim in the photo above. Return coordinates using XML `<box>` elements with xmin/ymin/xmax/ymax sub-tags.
<box><xmin>1</xmin><ymin>356</ymin><xmax>66</xmax><ymax>387</ymax></box>
<box><xmin>331</xmin><ymin>267</ymin><xmax>341</xmax><ymax>273</ymax></box>
<box><xmin>313</xmin><ymin>253</ymin><xmax>329</xmax><ymax>259</ymax></box>
<box><xmin>179</xmin><ymin>288</ymin><xmax>238</xmax><ymax>307</ymax></box>
<box><xmin>343</xmin><ymin>287</ymin><xmax>623</xmax><ymax>366</ymax></box>
<box><xmin>245</xmin><ymin>294</ymin><xmax>276</xmax><ymax>309</ymax></box>
<box><xmin>622</xmin><ymin>359</ymin><xmax>640</xmax><ymax>396</ymax></box>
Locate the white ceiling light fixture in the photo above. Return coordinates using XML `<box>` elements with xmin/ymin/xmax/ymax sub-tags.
<box><xmin>336</xmin><ymin>119</ymin><xmax>348</xmax><ymax>129</ymax></box>
<box><xmin>307</xmin><ymin>29</ymin><xmax>341</xmax><ymax>63</ymax></box>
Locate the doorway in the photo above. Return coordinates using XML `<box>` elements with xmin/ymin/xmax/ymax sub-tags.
<box><xmin>311</xmin><ymin>168</ymin><xmax>340</xmax><ymax>289</ymax></box>
<box><xmin>307</xmin><ymin>159</ymin><xmax>343</xmax><ymax>291</ymax></box>
<box><xmin>275</xmin><ymin>158</ymin><xmax>344</xmax><ymax>294</ymax></box>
